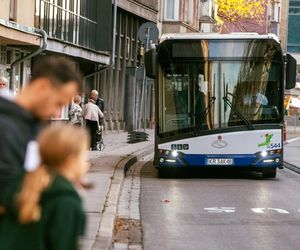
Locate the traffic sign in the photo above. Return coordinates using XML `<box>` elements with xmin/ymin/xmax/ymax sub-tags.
<box><xmin>138</xmin><ymin>22</ymin><xmax>159</xmax><ymax>47</ymax></box>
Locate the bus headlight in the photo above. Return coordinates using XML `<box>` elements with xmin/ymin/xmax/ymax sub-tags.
<box><xmin>172</xmin><ymin>150</ymin><xmax>178</xmax><ymax>157</ymax></box>
<box><xmin>261</xmin><ymin>151</ymin><xmax>267</xmax><ymax>157</ymax></box>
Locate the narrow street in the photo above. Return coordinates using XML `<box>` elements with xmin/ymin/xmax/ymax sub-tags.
<box><xmin>140</xmin><ymin>164</ymin><xmax>300</xmax><ymax>250</ymax></box>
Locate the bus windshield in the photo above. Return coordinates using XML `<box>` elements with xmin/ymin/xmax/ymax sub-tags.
<box><xmin>157</xmin><ymin>40</ymin><xmax>283</xmax><ymax>137</ymax></box>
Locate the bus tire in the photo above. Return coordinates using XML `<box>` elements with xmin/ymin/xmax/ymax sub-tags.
<box><xmin>262</xmin><ymin>168</ymin><xmax>277</xmax><ymax>178</ymax></box>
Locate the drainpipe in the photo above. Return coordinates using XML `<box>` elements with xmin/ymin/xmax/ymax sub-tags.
<box><xmin>82</xmin><ymin>0</ymin><xmax>117</xmax><ymax>96</ymax></box>
<box><xmin>9</xmin><ymin>28</ymin><xmax>48</xmax><ymax>90</ymax></box>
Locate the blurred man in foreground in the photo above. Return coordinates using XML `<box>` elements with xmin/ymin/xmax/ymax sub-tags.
<box><xmin>0</xmin><ymin>55</ymin><xmax>82</xmax><ymax>206</ymax></box>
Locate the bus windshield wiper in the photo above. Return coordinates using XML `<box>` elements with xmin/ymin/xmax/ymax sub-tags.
<box><xmin>204</xmin><ymin>96</ymin><xmax>216</xmax><ymax>121</ymax></box>
<box><xmin>223</xmin><ymin>95</ymin><xmax>254</xmax><ymax>130</ymax></box>
<box><xmin>195</xmin><ymin>96</ymin><xmax>216</xmax><ymax>134</ymax></box>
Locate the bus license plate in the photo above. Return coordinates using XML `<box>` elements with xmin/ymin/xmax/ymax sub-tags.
<box><xmin>206</xmin><ymin>158</ymin><xmax>234</xmax><ymax>166</ymax></box>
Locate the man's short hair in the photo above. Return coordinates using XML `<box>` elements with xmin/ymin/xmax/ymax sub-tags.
<box><xmin>31</xmin><ymin>55</ymin><xmax>82</xmax><ymax>91</ymax></box>
<box><xmin>91</xmin><ymin>89</ymin><xmax>98</xmax><ymax>96</ymax></box>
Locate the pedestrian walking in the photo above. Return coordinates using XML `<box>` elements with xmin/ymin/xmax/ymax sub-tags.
<box><xmin>0</xmin><ymin>55</ymin><xmax>81</xmax><ymax>210</ymax></box>
<box><xmin>83</xmin><ymin>98</ymin><xmax>104</xmax><ymax>150</ymax></box>
<box><xmin>91</xmin><ymin>89</ymin><xmax>105</xmax><ymax>112</ymax></box>
<box><xmin>0</xmin><ymin>124</ymin><xmax>90</xmax><ymax>250</ymax></box>
<box><xmin>69</xmin><ymin>95</ymin><xmax>83</xmax><ymax>127</ymax></box>
<box><xmin>0</xmin><ymin>76</ymin><xmax>12</xmax><ymax>99</ymax></box>
<box><xmin>0</xmin><ymin>76</ymin><xmax>8</xmax><ymax>89</ymax></box>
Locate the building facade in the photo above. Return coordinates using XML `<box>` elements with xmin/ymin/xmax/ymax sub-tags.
<box><xmin>0</xmin><ymin>0</ymin><xmax>160</xmax><ymax>130</ymax></box>
<box><xmin>288</xmin><ymin>0</ymin><xmax>300</xmax><ymax>63</ymax></box>
<box><xmin>286</xmin><ymin>0</ymin><xmax>300</xmax><ymax>112</ymax></box>
<box><xmin>0</xmin><ymin>0</ymin><xmax>40</xmax><ymax>94</ymax></box>
<box><xmin>88</xmin><ymin>0</ymin><xmax>159</xmax><ymax>131</ymax></box>
<box><xmin>158</xmin><ymin>0</ymin><xmax>217</xmax><ymax>34</ymax></box>
<box><xmin>0</xmin><ymin>0</ymin><xmax>112</xmax><ymax>93</ymax></box>
<box><xmin>221</xmin><ymin>0</ymin><xmax>282</xmax><ymax>36</ymax></box>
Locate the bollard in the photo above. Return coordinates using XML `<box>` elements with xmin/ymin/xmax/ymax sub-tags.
<box><xmin>283</xmin><ymin>120</ymin><xmax>286</xmax><ymax>142</ymax></box>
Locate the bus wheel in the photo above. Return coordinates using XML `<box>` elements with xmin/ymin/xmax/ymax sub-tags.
<box><xmin>262</xmin><ymin>168</ymin><xmax>277</xmax><ymax>178</ymax></box>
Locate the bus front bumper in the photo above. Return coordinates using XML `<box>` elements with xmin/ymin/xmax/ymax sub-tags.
<box><xmin>157</xmin><ymin>150</ymin><xmax>282</xmax><ymax>169</ymax></box>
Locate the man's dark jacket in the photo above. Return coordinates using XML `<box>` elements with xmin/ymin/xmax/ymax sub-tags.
<box><xmin>96</xmin><ymin>98</ymin><xmax>104</xmax><ymax>112</ymax></box>
<box><xmin>0</xmin><ymin>97</ymin><xmax>41</xmax><ymax>201</ymax></box>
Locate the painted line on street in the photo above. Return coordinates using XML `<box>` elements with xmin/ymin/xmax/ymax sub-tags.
<box><xmin>203</xmin><ymin>207</ymin><xmax>298</xmax><ymax>214</ymax></box>
<box><xmin>285</xmin><ymin>136</ymin><xmax>300</xmax><ymax>144</ymax></box>
<box><xmin>204</xmin><ymin>207</ymin><xmax>235</xmax><ymax>213</ymax></box>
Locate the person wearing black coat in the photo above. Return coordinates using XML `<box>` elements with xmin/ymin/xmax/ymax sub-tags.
<box><xmin>0</xmin><ymin>97</ymin><xmax>41</xmax><ymax>202</ymax></box>
<box><xmin>0</xmin><ymin>56</ymin><xmax>81</xmax><ymax>211</ymax></box>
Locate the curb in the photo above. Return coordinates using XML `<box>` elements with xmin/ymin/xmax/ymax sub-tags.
<box><xmin>91</xmin><ymin>145</ymin><xmax>153</xmax><ymax>250</ymax></box>
<box><xmin>283</xmin><ymin>161</ymin><xmax>300</xmax><ymax>174</ymax></box>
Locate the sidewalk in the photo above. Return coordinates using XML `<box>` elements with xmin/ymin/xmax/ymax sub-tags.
<box><xmin>80</xmin><ymin>130</ymin><xmax>154</xmax><ymax>250</ymax></box>
<box><xmin>286</xmin><ymin>125</ymin><xmax>300</xmax><ymax>140</ymax></box>
<box><xmin>284</xmin><ymin>129</ymin><xmax>300</xmax><ymax>174</ymax></box>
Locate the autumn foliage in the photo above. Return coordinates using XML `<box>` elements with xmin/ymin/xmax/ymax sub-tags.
<box><xmin>217</xmin><ymin>0</ymin><xmax>269</xmax><ymax>31</ymax></box>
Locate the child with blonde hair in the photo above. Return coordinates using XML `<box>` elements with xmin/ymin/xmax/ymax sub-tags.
<box><xmin>0</xmin><ymin>124</ymin><xmax>90</xmax><ymax>250</ymax></box>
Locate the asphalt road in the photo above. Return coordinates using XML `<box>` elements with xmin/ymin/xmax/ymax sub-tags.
<box><xmin>140</xmin><ymin>164</ymin><xmax>300</xmax><ymax>250</ymax></box>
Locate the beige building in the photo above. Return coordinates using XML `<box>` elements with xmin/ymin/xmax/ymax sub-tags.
<box><xmin>0</xmin><ymin>0</ymin><xmax>40</xmax><ymax>93</ymax></box>
<box><xmin>0</xmin><ymin>0</ymin><xmax>111</xmax><ymax>95</ymax></box>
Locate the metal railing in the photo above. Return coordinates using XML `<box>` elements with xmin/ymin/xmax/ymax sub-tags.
<box><xmin>36</xmin><ymin>0</ymin><xmax>97</xmax><ymax>50</ymax></box>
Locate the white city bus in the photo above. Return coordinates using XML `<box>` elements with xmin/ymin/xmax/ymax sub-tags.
<box><xmin>145</xmin><ymin>33</ymin><xmax>297</xmax><ymax>178</ymax></box>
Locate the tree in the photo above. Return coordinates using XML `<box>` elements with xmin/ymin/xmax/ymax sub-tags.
<box><xmin>216</xmin><ymin>0</ymin><xmax>268</xmax><ymax>32</ymax></box>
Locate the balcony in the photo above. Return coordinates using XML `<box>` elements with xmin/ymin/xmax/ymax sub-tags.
<box><xmin>134</xmin><ymin>0</ymin><xmax>158</xmax><ymax>10</ymax></box>
<box><xmin>35</xmin><ymin>0</ymin><xmax>99</xmax><ymax>51</ymax></box>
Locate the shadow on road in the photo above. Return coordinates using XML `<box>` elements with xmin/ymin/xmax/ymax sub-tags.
<box><xmin>142</xmin><ymin>162</ymin><xmax>279</xmax><ymax>181</ymax></box>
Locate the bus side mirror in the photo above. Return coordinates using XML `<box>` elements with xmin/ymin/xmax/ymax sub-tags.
<box><xmin>286</xmin><ymin>54</ymin><xmax>297</xmax><ymax>90</ymax></box>
<box><xmin>144</xmin><ymin>49</ymin><xmax>157</xmax><ymax>79</ymax></box>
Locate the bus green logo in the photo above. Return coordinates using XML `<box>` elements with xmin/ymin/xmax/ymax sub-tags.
<box><xmin>258</xmin><ymin>134</ymin><xmax>273</xmax><ymax>147</ymax></box>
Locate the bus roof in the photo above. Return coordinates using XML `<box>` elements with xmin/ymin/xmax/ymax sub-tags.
<box><xmin>160</xmin><ymin>33</ymin><xmax>280</xmax><ymax>44</ymax></box>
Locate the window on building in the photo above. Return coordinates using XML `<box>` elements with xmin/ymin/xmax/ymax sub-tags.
<box><xmin>165</xmin><ymin>0</ymin><xmax>179</xmax><ymax>21</ymax></box>
<box><xmin>184</xmin><ymin>0</ymin><xmax>193</xmax><ymax>23</ymax></box>
<box><xmin>289</xmin><ymin>0</ymin><xmax>300</xmax><ymax>14</ymax></box>
<box><xmin>288</xmin><ymin>0</ymin><xmax>300</xmax><ymax>53</ymax></box>
<box><xmin>270</xmin><ymin>1</ymin><xmax>280</xmax><ymax>22</ymax></box>
<box><xmin>9</xmin><ymin>0</ymin><xmax>17</xmax><ymax>21</ymax></box>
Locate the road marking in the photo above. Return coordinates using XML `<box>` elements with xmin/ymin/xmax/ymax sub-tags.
<box><xmin>285</xmin><ymin>137</ymin><xmax>300</xmax><ymax>144</ymax></box>
<box><xmin>201</xmin><ymin>207</ymin><xmax>293</xmax><ymax>214</ymax></box>
<box><xmin>251</xmin><ymin>208</ymin><xmax>290</xmax><ymax>214</ymax></box>
<box><xmin>204</xmin><ymin>207</ymin><xmax>235</xmax><ymax>213</ymax></box>
<box><xmin>267</xmin><ymin>208</ymin><xmax>290</xmax><ymax>214</ymax></box>
<box><xmin>251</xmin><ymin>208</ymin><xmax>265</xmax><ymax>214</ymax></box>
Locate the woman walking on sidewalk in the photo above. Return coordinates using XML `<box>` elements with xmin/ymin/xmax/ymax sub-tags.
<box><xmin>69</xmin><ymin>95</ymin><xmax>83</xmax><ymax>127</ymax></box>
<box><xmin>0</xmin><ymin>125</ymin><xmax>90</xmax><ymax>250</ymax></box>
